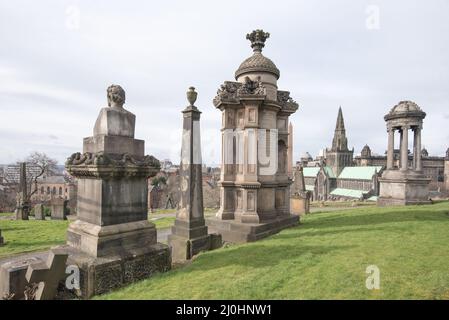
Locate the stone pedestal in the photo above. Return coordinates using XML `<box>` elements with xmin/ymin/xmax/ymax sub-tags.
<box><xmin>378</xmin><ymin>170</ymin><xmax>431</xmax><ymax>206</ymax></box>
<box><xmin>62</xmin><ymin>85</ymin><xmax>171</xmax><ymax>298</ymax></box>
<box><xmin>50</xmin><ymin>197</ymin><xmax>66</xmax><ymax>220</ymax></box>
<box><xmin>168</xmin><ymin>88</ymin><xmax>222</xmax><ymax>261</ymax></box>
<box><xmin>34</xmin><ymin>204</ymin><xmax>45</xmax><ymax>220</ymax></box>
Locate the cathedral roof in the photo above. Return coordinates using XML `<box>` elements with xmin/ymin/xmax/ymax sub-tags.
<box><xmin>235</xmin><ymin>30</ymin><xmax>280</xmax><ymax>79</ymax></box>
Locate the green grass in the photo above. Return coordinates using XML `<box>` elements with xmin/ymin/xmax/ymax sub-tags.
<box><xmin>98</xmin><ymin>202</ymin><xmax>449</xmax><ymax>300</ymax></box>
<box><xmin>0</xmin><ymin>215</ymin><xmax>176</xmax><ymax>259</ymax></box>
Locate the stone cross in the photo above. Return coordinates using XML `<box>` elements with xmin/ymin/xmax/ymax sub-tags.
<box><xmin>25</xmin><ymin>249</ymin><xmax>68</xmax><ymax>300</ymax></box>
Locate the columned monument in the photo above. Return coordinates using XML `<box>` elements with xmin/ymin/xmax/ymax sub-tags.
<box><xmin>63</xmin><ymin>85</ymin><xmax>171</xmax><ymax>298</ymax></box>
<box><xmin>378</xmin><ymin>100</ymin><xmax>431</xmax><ymax>206</ymax></box>
<box><xmin>206</xmin><ymin>30</ymin><xmax>300</xmax><ymax>243</ymax></box>
<box><xmin>168</xmin><ymin>87</ymin><xmax>222</xmax><ymax>261</ymax></box>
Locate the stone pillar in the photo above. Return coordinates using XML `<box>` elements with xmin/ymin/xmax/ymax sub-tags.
<box><xmin>15</xmin><ymin>162</ymin><xmax>30</xmax><ymax>220</ymax></box>
<box><xmin>387</xmin><ymin>128</ymin><xmax>395</xmax><ymax>169</ymax></box>
<box><xmin>287</xmin><ymin>122</ymin><xmax>293</xmax><ymax>177</ymax></box>
<box><xmin>413</xmin><ymin>127</ymin><xmax>422</xmax><ymax>171</ymax></box>
<box><xmin>400</xmin><ymin>126</ymin><xmax>409</xmax><ymax>171</ymax></box>
<box><xmin>168</xmin><ymin>87</ymin><xmax>222</xmax><ymax>262</ymax></box>
<box><xmin>0</xmin><ymin>229</ymin><xmax>3</xmax><ymax>246</ymax></box>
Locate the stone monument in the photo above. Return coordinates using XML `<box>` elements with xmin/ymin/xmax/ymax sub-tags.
<box><xmin>62</xmin><ymin>84</ymin><xmax>171</xmax><ymax>298</ymax></box>
<box><xmin>445</xmin><ymin>148</ymin><xmax>449</xmax><ymax>194</ymax></box>
<box><xmin>290</xmin><ymin>166</ymin><xmax>311</xmax><ymax>216</ymax></box>
<box><xmin>50</xmin><ymin>197</ymin><xmax>66</xmax><ymax>220</ymax></box>
<box><xmin>378</xmin><ymin>101</ymin><xmax>431</xmax><ymax>206</ymax></box>
<box><xmin>15</xmin><ymin>162</ymin><xmax>30</xmax><ymax>220</ymax></box>
<box><xmin>168</xmin><ymin>87</ymin><xmax>222</xmax><ymax>262</ymax></box>
<box><xmin>34</xmin><ymin>204</ymin><xmax>45</xmax><ymax>220</ymax></box>
<box><xmin>206</xmin><ymin>30</ymin><xmax>300</xmax><ymax>243</ymax></box>
<box><xmin>0</xmin><ymin>229</ymin><xmax>3</xmax><ymax>246</ymax></box>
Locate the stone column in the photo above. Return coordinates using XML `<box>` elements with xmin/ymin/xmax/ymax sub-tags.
<box><xmin>400</xmin><ymin>126</ymin><xmax>409</xmax><ymax>171</ymax></box>
<box><xmin>415</xmin><ymin>126</ymin><xmax>422</xmax><ymax>171</ymax></box>
<box><xmin>15</xmin><ymin>162</ymin><xmax>29</xmax><ymax>220</ymax></box>
<box><xmin>168</xmin><ymin>87</ymin><xmax>221</xmax><ymax>262</ymax></box>
<box><xmin>387</xmin><ymin>128</ymin><xmax>395</xmax><ymax>169</ymax></box>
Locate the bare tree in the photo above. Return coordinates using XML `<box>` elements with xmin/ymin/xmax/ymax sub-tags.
<box><xmin>24</xmin><ymin>152</ymin><xmax>58</xmax><ymax>199</ymax></box>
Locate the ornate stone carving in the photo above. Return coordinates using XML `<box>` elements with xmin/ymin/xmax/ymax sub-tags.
<box><xmin>213</xmin><ymin>81</ymin><xmax>241</xmax><ymax>106</ymax></box>
<box><xmin>246</xmin><ymin>29</ymin><xmax>270</xmax><ymax>53</ymax></box>
<box><xmin>277</xmin><ymin>90</ymin><xmax>299</xmax><ymax>112</ymax></box>
<box><xmin>107</xmin><ymin>84</ymin><xmax>125</xmax><ymax>108</ymax></box>
<box><xmin>237</xmin><ymin>76</ymin><xmax>266</xmax><ymax>95</ymax></box>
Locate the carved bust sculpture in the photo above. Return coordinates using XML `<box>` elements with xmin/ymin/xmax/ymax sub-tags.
<box><xmin>107</xmin><ymin>84</ymin><xmax>126</xmax><ymax>108</ymax></box>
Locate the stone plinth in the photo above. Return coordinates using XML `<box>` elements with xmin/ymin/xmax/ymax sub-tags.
<box><xmin>62</xmin><ymin>85</ymin><xmax>171</xmax><ymax>298</ymax></box>
<box><xmin>378</xmin><ymin>170</ymin><xmax>431</xmax><ymax>206</ymax></box>
<box><xmin>50</xmin><ymin>197</ymin><xmax>67</xmax><ymax>220</ymax></box>
<box><xmin>34</xmin><ymin>204</ymin><xmax>45</xmax><ymax>220</ymax></box>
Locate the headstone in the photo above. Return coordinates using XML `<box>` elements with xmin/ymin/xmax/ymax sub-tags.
<box><xmin>290</xmin><ymin>166</ymin><xmax>311</xmax><ymax>216</ymax></box>
<box><xmin>0</xmin><ymin>229</ymin><xmax>3</xmax><ymax>246</ymax></box>
<box><xmin>168</xmin><ymin>87</ymin><xmax>222</xmax><ymax>262</ymax></box>
<box><xmin>50</xmin><ymin>197</ymin><xmax>66</xmax><ymax>220</ymax></box>
<box><xmin>62</xmin><ymin>84</ymin><xmax>171</xmax><ymax>298</ymax></box>
<box><xmin>15</xmin><ymin>162</ymin><xmax>30</xmax><ymax>220</ymax></box>
<box><xmin>34</xmin><ymin>204</ymin><xmax>46</xmax><ymax>220</ymax></box>
<box><xmin>25</xmin><ymin>249</ymin><xmax>68</xmax><ymax>300</ymax></box>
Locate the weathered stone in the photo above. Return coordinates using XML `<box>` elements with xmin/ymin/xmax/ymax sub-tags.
<box><xmin>0</xmin><ymin>230</ymin><xmax>3</xmax><ymax>246</ymax></box>
<box><xmin>378</xmin><ymin>101</ymin><xmax>431</xmax><ymax>206</ymax></box>
<box><xmin>61</xmin><ymin>84</ymin><xmax>171</xmax><ymax>298</ymax></box>
<box><xmin>34</xmin><ymin>203</ymin><xmax>45</xmax><ymax>220</ymax></box>
<box><xmin>25</xmin><ymin>248</ymin><xmax>68</xmax><ymax>300</ymax></box>
<box><xmin>168</xmin><ymin>87</ymin><xmax>222</xmax><ymax>262</ymax></box>
<box><xmin>50</xmin><ymin>197</ymin><xmax>67</xmax><ymax>220</ymax></box>
<box><xmin>290</xmin><ymin>166</ymin><xmax>310</xmax><ymax>216</ymax></box>
<box><xmin>15</xmin><ymin>162</ymin><xmax>30</xmax><ymax>220</ymax></box>
<box><xmin>207</xmin><ymin>30</ymin><xmax>299</xmax><ymax>243</ymax></box>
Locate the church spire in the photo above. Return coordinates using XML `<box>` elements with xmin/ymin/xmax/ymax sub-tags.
<box><xmin>331</xmin><ymin>106</ymin><xmax>349</xmax><ymax>151</ymax></box>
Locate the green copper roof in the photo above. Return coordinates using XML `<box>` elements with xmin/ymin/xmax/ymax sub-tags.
<box><xmin>338</xmin><ymin>166</ymin><xmax>383</xmax><ymax>180</ymax></box>
<box><xmin>324</xmin><ymin>166</ymin><xmax>336</xmax><ymax>178</ymax></box>
<box><xmin>305</xmin><ymin>185</ymin><xmax>315</xmax><ymax>191</ymax></box>
<box><xmin>303</xmin><ymin>167</ymin><xmax>320</xmax><ymax>177</ymax></box>
<box><xmin>330</xmin><ymin>188</ymin><xmax>367</xmax><ymax>199</ymax></box>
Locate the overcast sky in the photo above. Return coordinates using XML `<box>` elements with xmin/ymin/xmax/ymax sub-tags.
<box><xmin>1</xmin><ymin>0</ymin><xmax>448</xmax><ymax>166</ymax></box>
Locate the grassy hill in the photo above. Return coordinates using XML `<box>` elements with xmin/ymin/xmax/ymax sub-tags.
<box><xmin>98</xmin><ymin>202</ymin><xmax>449</xmax><ymax>300</ymax></box>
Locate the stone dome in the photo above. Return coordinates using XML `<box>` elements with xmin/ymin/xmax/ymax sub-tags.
<box><xmin>235</xmin><ymin>53</ymin><xmax>280</xmax><ymax>79</ymax></box>
<box><xmin>389</xmin><ymin>101</ymin><xmax>422</xmax><ymax>114</ymax></box>
<box><xmin>421</xmin><ymin>148</ymin><xmax>429</xmax><ymax>157</ymax></box>
<box><xmin>235</xmin><ymin>30</ymin><xmax>280</xmax><ymax>80</ymax></box>
<box><xmin>361</xmin><ymin>145</ymin><xmax>372</xmax><ymax>158</ymax></box>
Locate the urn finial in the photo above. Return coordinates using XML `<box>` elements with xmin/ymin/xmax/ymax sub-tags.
<box><xmin>246</xmin><ymin>29</ymin><xmax>270</xmax><ymax>53</ymax></box>
<box><xmin>187</xmin><ymin>86</ymin><xmax>197</xmax><ymax>106</ymax></box>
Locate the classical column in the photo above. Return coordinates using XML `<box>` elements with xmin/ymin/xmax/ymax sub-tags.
<box><xmin>387</xmin><ymin>128</ymin><xmax>394</xmax><ymax>169</ymax></box>
<box><xmin>415</xmin><ymin>126</ymin><xmax>422</xmax><ymax>171</ymax></box>
<box><xmin>400</xmin><ymin>126</ymin><xmax>409</xmax><ymax>171</ymax></box>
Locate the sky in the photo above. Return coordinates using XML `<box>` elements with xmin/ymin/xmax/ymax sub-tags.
<box><xmin>1</xmin><ymin>0</ymin><xmax>448</xmax><ymax>166</ymax></box>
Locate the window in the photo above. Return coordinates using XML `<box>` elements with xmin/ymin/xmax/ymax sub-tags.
<box><xmin>59</xmin><ymin>187</ymin><xmax>63</xmax><ymax>195</ymax></box>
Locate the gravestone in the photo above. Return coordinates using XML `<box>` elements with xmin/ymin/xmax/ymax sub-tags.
<box><xmin>0</xmin><ymin>229</ymin><xmax>3</xmax><ymax>246</ymax></box>
<box><xmin>50</xmin><ymin>197</ymin><xmax>66</xmax><ymax>220</ymax></box>
<box><xmin>34</xmin><ymin>204</ymin><xmax>45</xmax><ymax>220</ymax></box>
<box><xmin>15</xmin><ymin>162</ymin><xmax>30</xmax><ymax>220</ymax></box>
<box><xmin>62</xmin><ymin>84</ymin><xmax>171</xmax><ymax>298</ymax></box>
<box><xmin>290</xmin><ymin>166</ymin><xmax>310</xmax><ymax>216</ymax></box>
<box><xmin>168</xmin><ymin>88</ymin><xmax>222</xmax><ymax>262</ymax></box>
<box><xmin>25</xmin><ymin>249</ymin><xmax>68</xmax><ymax>300</ymax></box>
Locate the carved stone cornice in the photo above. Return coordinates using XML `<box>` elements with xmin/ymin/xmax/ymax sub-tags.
<box><xmin>213</xmin><ymin>77</ymin><xmax>267</xmax><ymax>107</ymax></box>
<box><xmin>65</xmin><ymin>152</ymin><xmax>160</xmax><ymax>178</ymax></box>
<box><xmin>277</xmin><ymin>90</ymin><xmax>299</xmax><ymax>113</ymax></box>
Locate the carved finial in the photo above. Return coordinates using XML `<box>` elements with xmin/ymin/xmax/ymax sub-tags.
<box><xmin>107</xmin><ymin>84</ymin><xmax>125</xmax><ymax>108</ymax></box>
<box><xmin>246</xmin><ymin>29</ymin><xmax>270</xmax><ymax>53</ymax></box>
<box><xmin>187</xmin><ymin>86</ymin><xmax>197</xmax><ymax>106</ymax></box>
